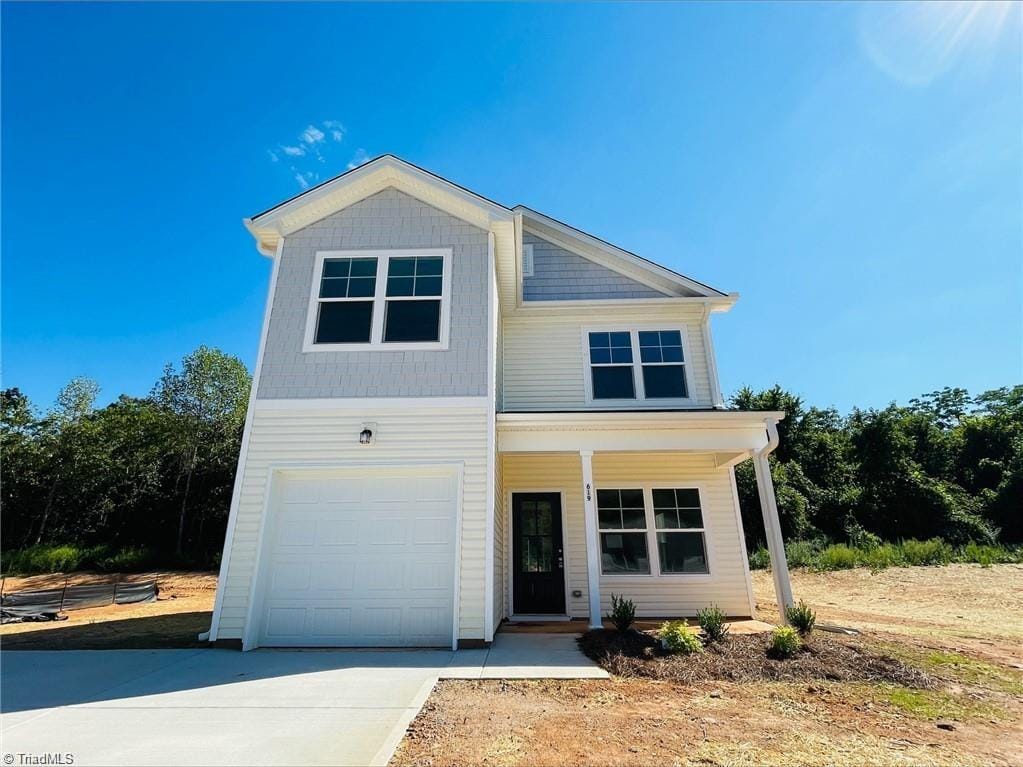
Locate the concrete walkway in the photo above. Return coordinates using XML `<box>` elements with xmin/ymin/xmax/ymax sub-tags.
<box><xmin>0</xmin><ymin>634</ymin><xmax>604</xmax><ymax>767</ymax></box>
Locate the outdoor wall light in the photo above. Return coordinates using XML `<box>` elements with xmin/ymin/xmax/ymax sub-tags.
<box><xmin>359</xmin><ymin>423</ymin><xmax>376</xmax><ymax>445</ymax></box>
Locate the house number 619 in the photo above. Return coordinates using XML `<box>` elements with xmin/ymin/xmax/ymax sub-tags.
<box><xmin>585</xmin><ymin>483</ymin><xmax>592</xmax><ymax>502</ymax></box>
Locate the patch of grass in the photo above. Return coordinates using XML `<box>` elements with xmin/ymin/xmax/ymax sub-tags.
<box><xmin>750</xmin><ymin>537</ymin><xmax>1023</xmax><ymax>572</ymax></box>
<box><xmin>878</xmin><ymin>642</ymin><xmax>1023</xmax><ymax>696</ymax></box>
<box><xmin>899</xmin><ymin>538</ymin><xmax>953</xmax><ymax>566</ymax></box>
<box><xmin>881</xmin><ymin>685</ymin><xmax>1008</xmax><ymax>722</ymax></box>
<box><xmin>785</xmin><ymin>540</ymin><xmax>819</xmax><ymax>569</ymax></box>
<box><xmin>1</xmin><ymin>544</ymin><xmax>158</xmax><ymax>574</ymax></box>
<box><xmin>817</xmin><ymin>544</ymin><xmax>858</xmax><ymax>570</ymax></box>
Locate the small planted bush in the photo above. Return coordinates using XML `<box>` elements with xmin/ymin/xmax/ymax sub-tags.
<box><xmin>697</xmin><ymin>604</ymin><xmax>729</xmax><ymax>643</ymax></box>
<box><xmin>769</xmin><ymin>625</ymin><xmax>802</xmax><ymax>658</ymax></box>
<box><xmin>607</xmin><ymin>593</ymin><xmax>636</xmax><ymax>632</ymax></box>
<box><xmin>660</xmin><ymin>620</ymin><xmax>703</xmax><ymax>655</ymax></box>
<box><xmin>900</xmin><ymin>538</ymin><xmax>952</xmax><ymax>566</ymax></box>
<box><xmin>785</xmin><ymin>600</ymin><xmax>816</xmax><ymax>635</ymax></box>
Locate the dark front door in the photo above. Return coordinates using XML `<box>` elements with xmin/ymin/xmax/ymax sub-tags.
<box><xmin>512</xmin><ymin>493</ymin><xmax>566</xmax><ymax>614</ymax></box>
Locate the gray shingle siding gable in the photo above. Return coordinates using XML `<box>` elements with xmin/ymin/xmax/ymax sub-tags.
<box><xmin>257</xmin><ymin>188</ymin><xmax>488</xmax><ymax>399</ymax></box>
<box><xmin>522</xmin><ymin>232</ymin><xmax>668</xmax><ymax>301</ymax></box>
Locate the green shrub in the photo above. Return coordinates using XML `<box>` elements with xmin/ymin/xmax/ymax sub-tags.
<box><xmin>748</xmin><ymin>547</ymin><xmax>771</xmax><ymax>570</ymax></box>
<box><xmin>96</xmin><ymin>547</ymin><xmax>153</xmax><ymax>573</ymax></box>
<box><xmin>660</xmin><ymin>620</ymin><xmax>703</xmax><ymax>655</ymax></box>
<box><xmin>769</xmin><ymin>626</ymin><xmax>802</xmax><ymax>658</ymax></box>
<box><xmin>785</xmin><ymin>539</ymin><xmax>818</xmax><ymax>569</ymax></box>
<box><xmin>817</xmin><ymin>543</ymin><xmax>857</xmax><ymax>570</ymax></box>
<box><xmin>858</xmin><ymin>542</ymin><xmax>904</xmax><ymax>571</ymax></box>
<box><xmin>1</xmin><ymin>544</ymin><xmax>156</xmax><ymax>574</ymax></box>
<box><xmin>844</xmin><ymin>519</ymin><xmax>882</xmax><ymax>551</ymax></box>
<box><xmin>697</xmin><ymin>605</ymin><xmax>729</xmax><ymax>643</ymax></box>
<box><xmin>899</xmin><ymin>538</ymin><xmax>952</xmax><ymax>566</ymax></box>
<box><xmin>785</xmin><ymin>600</ymin><xmax>816</xmax><ymax>635</ymax></box>
<box><xmin>607</xmin><ymin>593</ymin><xmax>636</xmax><ymax>632</ymax></box>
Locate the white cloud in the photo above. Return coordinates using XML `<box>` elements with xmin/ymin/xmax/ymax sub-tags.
<box><xmin>268</xmin><ymin>150</ymin><xmax>279</xmax><ymax>163</ymax></box>
<box><xmin>301</xmin><ymin>125</ymin><xmax>325</xmax><ymax>144</ymax></box>
<box><xmin>323</xmin><ymin>120</ymin><xmax>345</xmax><ymax>142</ymax></box>
<box><xmin>293</xmin><ymin>170</ymin><xmax>317</xmax><ymax>190</ymax></box>
<box><xmin>346</xmin><ymin>148</ymin><xmax>370</xmax><ymax>170</ymax></box>
<box><xmin>282</xmin><ymin>145</ymin><xmax>305</xmax><ymax>157</ymax></box>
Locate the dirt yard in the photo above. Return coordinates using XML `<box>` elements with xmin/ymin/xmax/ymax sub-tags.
<box><xmin>0</xmin><ymin>571</ymin><xmax>217</xmax><ymax>650</ymax></box>
<box><xmin>2</xmin><ymin>565</ymin><xmax>1021</xmax><ymax>765</ymax></box>
<box><xmin>392</xmin><ymin>564</ymin><xmax>1023</xmax><ymax>767</ymax></box>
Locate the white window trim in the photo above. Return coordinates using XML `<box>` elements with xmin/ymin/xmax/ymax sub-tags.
<box><xmin>596</xmin><ymin>484</ymin><xmax>713</xmax><ymax>579</ymax></box>
<box><xmin>303</xmin><ymin>248</ymin><xmax>453</xmax><ymax>353</ymax></box>
<box><xmin>522</xmin><ymin>243</ymin><xmax>534</xmax><ymax>278</ymax></box>
<box><xmin>581</xmin><ymin>324</ymin><xmax>695</xmax><ymax>408</ymax></box>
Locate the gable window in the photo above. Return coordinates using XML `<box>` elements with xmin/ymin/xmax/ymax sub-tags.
<box><xmin>652</xmin><ymin>488</ymin><xmax>708</xmax><ymax>573</ymax></box>
<box><xmin>597</xmin><ymin>489</ymin><xmax>649</xmax><ymax>574</ymax></box>
<box><xmin>304</xmin><ymin>249</ymin><xmax>452</xmax><ymax>351</ymax></box>
<box><xmin>584</xmin><ymin>328</ymin><xmax>690</xmax><ymax>404</ymax></box>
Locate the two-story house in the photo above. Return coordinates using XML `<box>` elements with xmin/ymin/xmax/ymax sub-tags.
<box><xmin>207</xmin><ymin>155</ymin><xmax>794</xmax><ymax>650</ymax></box>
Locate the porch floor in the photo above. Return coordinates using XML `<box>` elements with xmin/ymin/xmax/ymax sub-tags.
<box><xmin>499</xmin><ymin>618</ymin><xmax>775</xmax><ymax>634</ymax></box>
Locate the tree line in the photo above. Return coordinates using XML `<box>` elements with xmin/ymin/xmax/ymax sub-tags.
<box><xmin>1</xmin><ymin>344</ymin><xmax>1019</xmax><ymax>572</ymax></box>
<box><xmin>1</xmin><ymin>347</ymin><xmax>250</xmax><ymax>568</ymax></box>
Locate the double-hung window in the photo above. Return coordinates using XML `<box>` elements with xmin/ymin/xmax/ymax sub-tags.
<box><xmin>652</xmin><ymin>488</ymin><xmax>708</xmax><ymax>573</ymax></box>
<box><xmin>304</xmin><ymin>249</ymin><xmax>452</xmax><ymax>351</ymax></box>
<box><xmin>597</xmin><ymin>487</ymin><xmax>710</xmax><ymax>576</ymax></box>
<box><xmin>585</xmin><ymin>328</ymin><xmax>690</xmax><ymax>404</ymax></box>
<box><xmin>596</xmin><ymin>489</ymin><xmax>649</xmax><ymax>574</ymax></box>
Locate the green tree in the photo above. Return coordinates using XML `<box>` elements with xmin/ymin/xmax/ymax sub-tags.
<box><xmin>153</xmin><ymin>346</ymin><xmax>249</xmax><ymax>555</ymax></box>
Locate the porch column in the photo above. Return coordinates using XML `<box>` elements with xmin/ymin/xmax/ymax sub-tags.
<box><xmin>753</xmin><ymin>453</ymin><xmax>794</xmax><ymax>623</ymax></box>
<box><xmin>579</xmin><ymin>450</ymin><xmax>603</xmax><ymax>629</ymax></box>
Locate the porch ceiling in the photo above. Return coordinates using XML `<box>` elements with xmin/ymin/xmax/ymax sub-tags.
<box><xmin>496</xmin><ymin>410</ymin><xmax>784</xmax><ymax>456</ymax></box>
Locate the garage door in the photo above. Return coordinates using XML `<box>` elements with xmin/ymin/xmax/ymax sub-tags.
<box><xmin>255</xmin><ymin>469</ymin><xmax>457</xmax><ymax>648</ymax></box>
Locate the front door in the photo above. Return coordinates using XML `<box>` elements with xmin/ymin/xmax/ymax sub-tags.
<box><xmin>512</xmin><ymin>493</ymin><xmax>566</xmax><ymax>614</ymax></box>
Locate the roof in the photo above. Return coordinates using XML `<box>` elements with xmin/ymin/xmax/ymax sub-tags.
<box><xmin>245</xmin><ymin>154</ymin><xmax>729</xmax><ymax>298</ymax></box>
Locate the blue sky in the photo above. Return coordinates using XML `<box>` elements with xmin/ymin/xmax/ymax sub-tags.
<box><xmin>3</xmin><ymin>2</ymin><xmax>1020</xmax><ymax>413</ymax></box>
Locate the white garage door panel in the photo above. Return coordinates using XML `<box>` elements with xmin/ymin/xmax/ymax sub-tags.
<box><xmin>257</xmin><ymin>472</ymin><xmax>457</xmax><ymax>647</ymax></box>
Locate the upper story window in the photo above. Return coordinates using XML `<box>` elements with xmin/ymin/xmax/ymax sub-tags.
<box><xmin>584</xmin><ymin>327</ymin><xmax>691</xmax><ymax>405</ymax></box>
<box><xmin>303</xmin><ymin>249</ymin><xmax>452</xmax><ymax>352</ymax></box>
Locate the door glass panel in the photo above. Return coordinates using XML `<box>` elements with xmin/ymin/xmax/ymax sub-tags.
<box><xmin>536</xmin><ymin>503</ymin><xmax>552</xmax><ymax>534</ymax></box>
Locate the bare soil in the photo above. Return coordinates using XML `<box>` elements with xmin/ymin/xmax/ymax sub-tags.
<box><xmin>392</xmin><ymin>564</ymin><xmax>1023</xmax><ymax>767</ymax></box>
<box><xmin>0</xmin><ymin>571</ymin><xmax>217</xmax><ymax>650</ymax></box>
<box><xmin>752</xmin><ymin>564</ymin><xmax>1023</xmax><ymax>668</ymax></box>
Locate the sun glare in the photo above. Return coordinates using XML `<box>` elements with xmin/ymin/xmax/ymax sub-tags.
<box><xmin>859</xmin><ymin>0</ymin><xmax>1020</xmax><ymax>86</ymax></box>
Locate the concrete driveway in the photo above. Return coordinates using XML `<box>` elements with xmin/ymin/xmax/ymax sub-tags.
<box><xmin>1</xmin><ymin>636</ymin><xmax>605</xmax><ymax>766</ymax></box>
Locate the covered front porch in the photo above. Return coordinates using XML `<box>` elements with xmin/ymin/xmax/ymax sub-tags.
<box><xmin>494</xmin><ymin>411</ymin><xmax>794</xmax><ymax>632</ymax></box>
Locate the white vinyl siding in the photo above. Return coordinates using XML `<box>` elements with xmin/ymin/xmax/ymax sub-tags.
<box><xmin>216</xmin><ymin>402</ymin><xmax>489</xmax><ymax>642</ymax></box>
<box><xmin>501</xmin><ymin>305</ymin><xmax>714</xmax><ymax>411</ymax></box>
<box><xmin>500</xmin><ymin>452</ymin><xmax>752</xmax><ymax>619</ymax></box>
